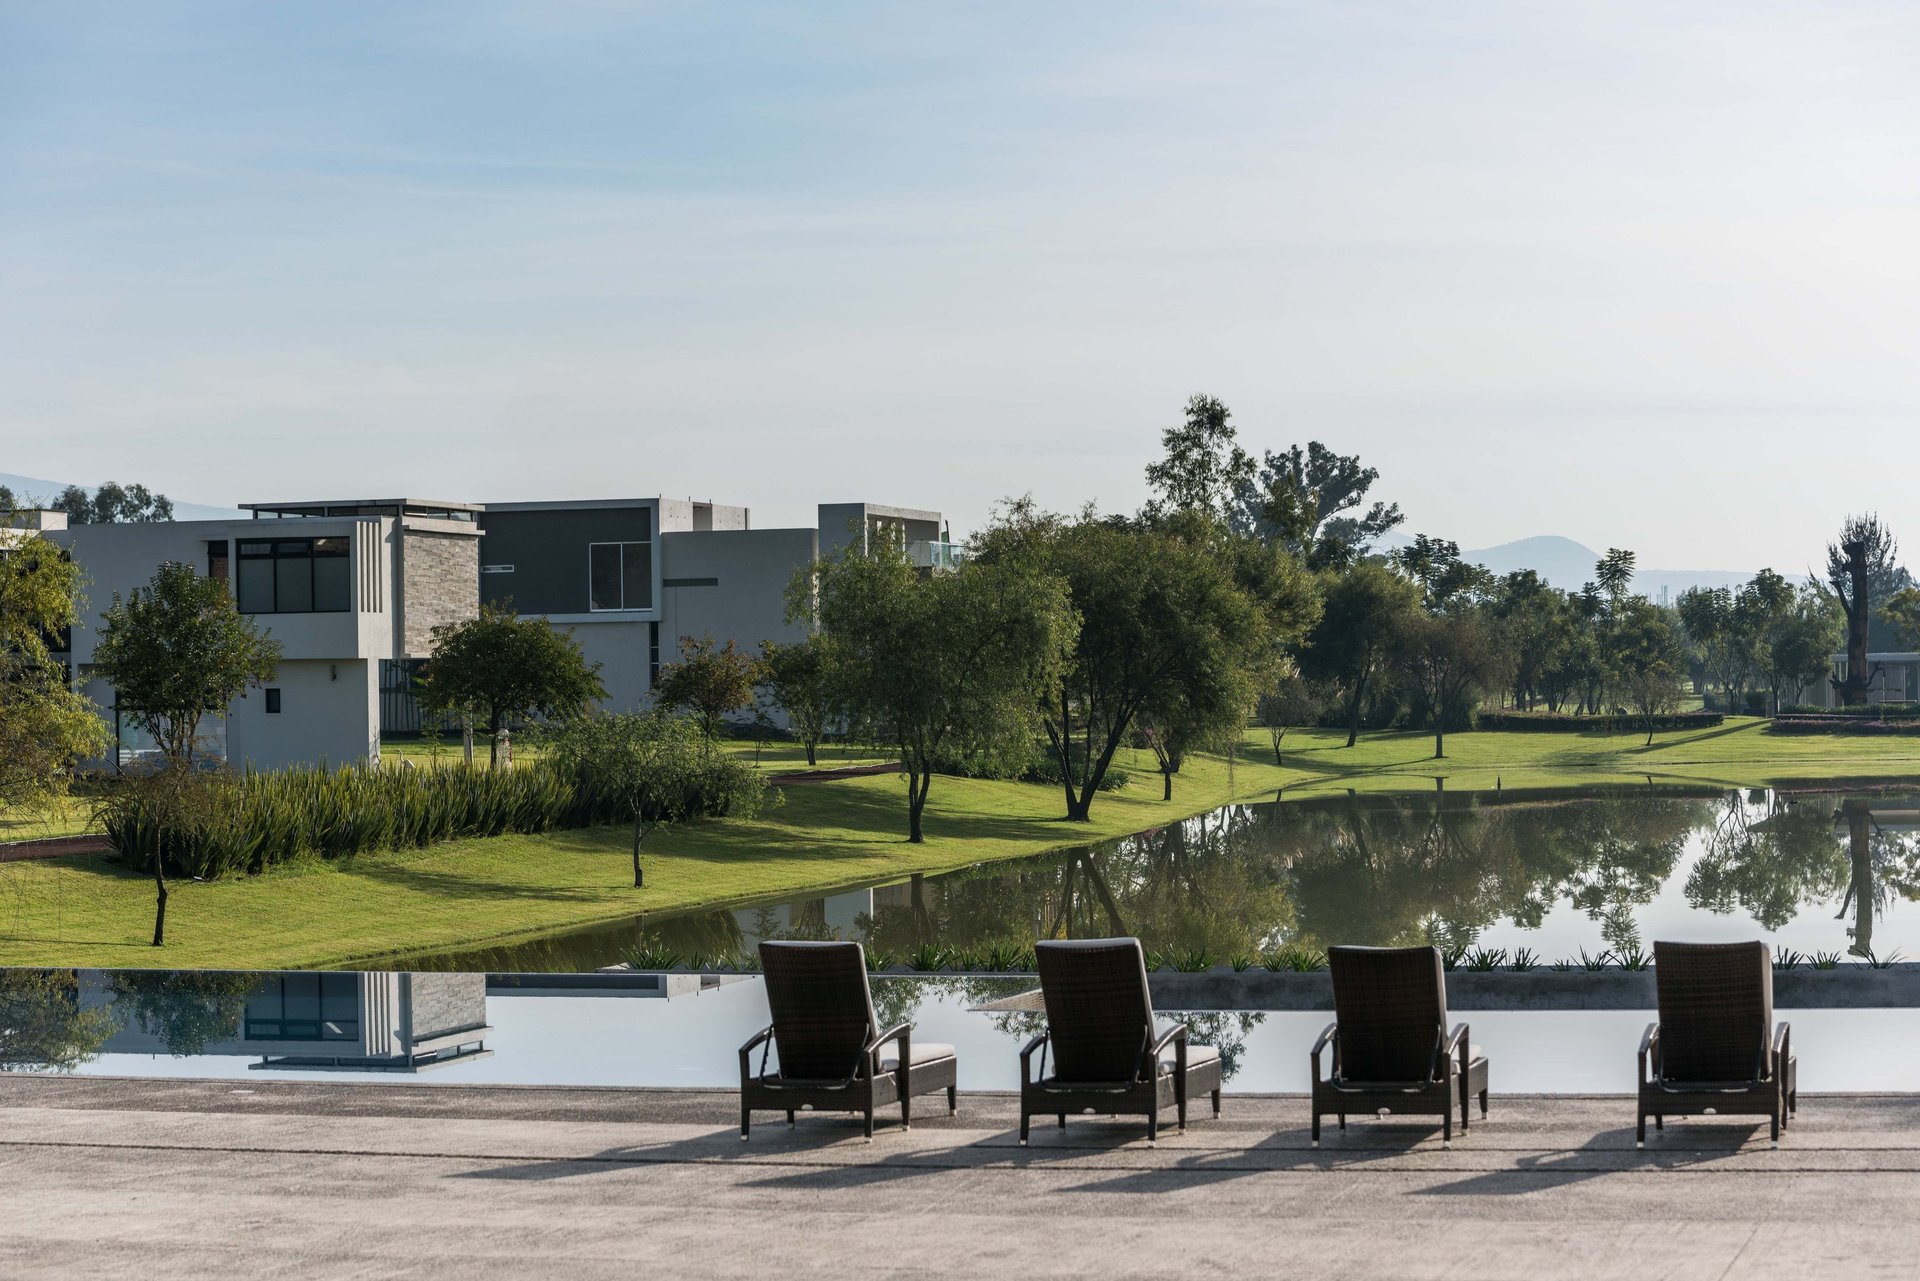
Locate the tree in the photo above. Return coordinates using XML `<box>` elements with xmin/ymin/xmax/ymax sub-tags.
<box><xmin>1594</xmin><ymin>548</ymin><xmax>1637</xmax><ymax>605</ymax></box>
<box><xmin>757</xmin><ymin>634</ymin><xmax>836</xmax><ymax>766</ymax></box>
<box><xmin>1232</xmin><ymin>441</ymin><xmax>1404</xmax><ymax>570</ymax></box>
<box><xmin>415</xmin><ymin>603</ymin><xmax>606</xmax><ymax>765</ymax></box>
<box><xmin>1489</xmin><ymin>570</ymin><xmax>1573</xmax><ymax>711</ymax></box>
<box><xmin>1395</xmin><ymin>608</ymin><xmax>1511</xmax><ymax>758</ymax></box>
<box><xmin>1677</xmin><ymin>586</ymin><xmax>1750</xmax><ymax>714</ymax></box>
<box><xmin>52</xmin><ymin>481</ymin><xmax>175</xmax><ymax>524</ymax></box>
<box><xmin>92</xmin><ymin>561</ymin><xmax>281</xmax><ymax>764</ymax></box>
<box><xmin>652</xmin><ymin>633</ymin><xmax>762</xmax><ymax>746</ymax></box>
<box><xmin>106</xmin><ymin>970</ymin><xmax>256</xmax><ymax>1053</ymax></box>
<box><xmin>0</xmin><ymin>969</ymin><xmax>117</xmax><ymax>1072</ymax></box>
<box><xmin>1756</xmin><ymin>587</ymin><xmax>1842</xmax><ymax>713</ymax></box>
<box><xmin>1255</xmin><ymin>672</ymin><xmax>1322</xmax><ymax>766</ymax></box>
<box><xmin>545</xmin><ymin>711</ymin><xmax>761</xmax><ymax>887</ymax></box>
<box><xmin>1299</xmin><ymin>559</ymin><xmax>1419</xmax><ymax>747</ymax></box>
<box><xmin>1611</xmin><ymin>599</ymin><xmax>1687</xmax><ymax>744</ymax></box>
<box><xmin>802</xmin><ymin>537</ymin><xmax>1074</xmax><ymax>842</ymax></box>
<box><xmin>1824</xmin><ymin>515</ymin><xmax>1898</xmax><ymax>705</ymax></box>
<box><xmin>974</xmin><ymin>507</ymin><xmax>1269</xmax><ymax>821</ymax></box>
<box><xmin>1880</xmin><ymin>585</ymin><xmax>1920</xmax><ymax>657</ymax></box>
<box><xmin>1142</xmin><ymin>394</ymin><xmax>1253</xmax><ymax>524</ymax></box>
<box><xmin>1392</xmin><ymin>535</ymin><xmax>1493</xmax><ymax>611</ymax></box>
<box><xmin>1</xmin><ymin>508</ymin><xmax>107</xmax><ymax>815</ymax></box>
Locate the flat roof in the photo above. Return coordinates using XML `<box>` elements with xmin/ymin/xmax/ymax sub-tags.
<box><xmin>242</xmin><ymin>499</ymin><xmax>485</xmax><ymax>514</ymax></box>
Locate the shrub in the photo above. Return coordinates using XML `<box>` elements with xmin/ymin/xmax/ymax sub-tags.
<box><xmin>102</xmin><ymin>755</ymin><xmax>757</xmax><ymax>880</ymax></box>
<box><xmin>929</xmin><ymin>741</ymin><xmax>1132</xmax><ymax>793</ymax></box>
<box><xmin>1475</xmin><ymin>710</ymin><xmax>1724</xmax><ymax>734</ymax></box>
<box><xmin>1769</xmin><ymin>715</ymin><xmax>1920</xmax><ymax>736</ymax></box>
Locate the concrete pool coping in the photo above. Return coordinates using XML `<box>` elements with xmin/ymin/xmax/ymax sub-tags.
<box><xmin>493</xmin><ymin>965</ymin><xmax>1920</xmax><ymax>1009</ymax></box>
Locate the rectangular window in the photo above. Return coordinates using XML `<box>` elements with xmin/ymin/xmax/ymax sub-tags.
<box><xmin>236</xmin><ymin>537</ymin><xmax>353</xmax><ymax>614</ymax></box>
<box><xmin>245</xmin><ymin>973</ymin><xmax>359</xmax><ymax>1042</ymax></box>
<box><xmin>588</xmin><ymin>542</ymin><xmax>653</xmax><ymax>611</ymax></box>
<box><xmin>648</xmin><ymin>621</ymin><xmax>661</xmax><ymax>686</ymax></box>
<box><xmin>207</xmin><ymin>541</ymin><xmax>229</xmax><ymax>582</ymax></box>
<box><xmin>265</xmin><ymin>688</ymin><xmax>282</xmax><ymax>714</ymax></box>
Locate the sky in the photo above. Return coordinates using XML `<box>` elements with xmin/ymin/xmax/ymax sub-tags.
<box><xmin>4</xmin><ymin>1</ymin><xmax>1918</xmax><ymax>570</ymax></box>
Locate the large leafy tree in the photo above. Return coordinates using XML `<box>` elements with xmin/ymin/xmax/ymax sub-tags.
<box><xmin>1823</xmin><ymin>514</ymin><xmax>1899</xmax><ymax>705</ymax></box>
<box><xmin>1142</xmin><ymin>393</ymin><xmax>1253</xmax><ymax>524</ymax></box>
<box><xmin>801</xmin><ymin>537</ymin><xmax>1074</xmax><ymax>843</ymax></box>
<box><xmin>1395</xmin><ymin>607</ymin><xmax>1511</xmax><ymax>759</ymax></box>
<box><xmin>1233</xmin><ymin>441</ymin><xmax>1404</xmax><ymax>570</ymax></box>
<box><xmin>651</xmin><ymin>633</ymin><xmax>762</xmax><ymax>746</ymax></box>
<box><xmin>1676</xmin><ymin>586</ymin><xmax>1751</xmax><ymax>713</ymax></box>
<box><xmin>1488</xmin><ymin>570</ymin><xmax>1574</xmax><ymax>711</ymax></box>
<box><xmin>976</xmin><ymin>507</ymin><xmax>1270</xmax><ymax>821</ymax></box>
<box><xmin>415</xmin><ymin>603</ymin><xmax>606</xmax><ymax>765</ymax></box>
<box><xmin>1</xmin><ymin>511</ymin><xmax>107</xmax><ymax>814</ymax></box>
<box><xmin>92</xmin><ymin>561</ymin><xmax>281</xmax><ymax>764</ymax></box>
<box><xmin>1611</xmin><ymin>598</ymin><xmax>1687</xmax><ymax>744</ymax></box>
<box><xmin>1299</xmin><ymin>558</ymin><xmax>1420</xmax><ymax>747</ymax></box>
<box><xmin>756</xmin><ymin>634</ymin><xmax>837</xmax><ymax>766</ymax></box>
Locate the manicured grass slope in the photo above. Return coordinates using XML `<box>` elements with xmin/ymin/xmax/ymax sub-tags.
<box><xmin>3</xmin><ymin>719</ymin><xmax>1918</xmax><ymax>970</ymax></box>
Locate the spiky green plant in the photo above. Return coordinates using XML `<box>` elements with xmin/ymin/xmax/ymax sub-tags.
<box><xmin>1578</xmin><ymin>948</ymin><xmax>1613</xmax><ymax>971</ymax></box>
<box><xmin>1510</xmin><ymin>948</ymin><xmax>1538</xmax><ymax>972</ymax></box>
<box><xmin>1614</xmin><ymin>945</ymin><xmax>1651</xmax><ymax>971</ymax></box>
<box><xmin>1463</xmin><ymin>947</ymin><xmax>1506</xmax><ymax>972</ymax></box>
<box><xmin>1812</xmin><ymin>951</ymin><xmax>1842</xmax><ymax>970</ymax></box>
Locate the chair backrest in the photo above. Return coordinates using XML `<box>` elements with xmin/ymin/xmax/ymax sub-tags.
<box><xmin>1328</xmin><ymin>945</ymin><xmax>1449</xmax><ymax>1083</ymax></box>
<box><xmin>759</xmin><ymin>940</ymin><xmax>878</xmax><ymax>1080</ymax></box>
<box><xmin>1653</xmin><ymin>940</ymin><xmax>1772</xmax><ymax>1083</ymax></box>
<box><xmin>1035</xmin><ymin>938</ymin><xmax>1157</xmax><ymax>1084</ymax></box>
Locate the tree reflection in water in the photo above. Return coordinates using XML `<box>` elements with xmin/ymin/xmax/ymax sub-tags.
<box><xmin>0</xmin><ymin>969</ymin><xmax>117</xmax><ymax>1072</ymax></box>
<box><xmin>403</xmin><ymin>785</ymin><xmax>1920</xmax><ymax>972</ymax></box>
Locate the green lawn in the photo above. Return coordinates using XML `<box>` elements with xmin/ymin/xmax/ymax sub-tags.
<box><xmin>3</xmin><ymin>719</ymin><xmax>1918</xmax><ymax>971</ymax></box>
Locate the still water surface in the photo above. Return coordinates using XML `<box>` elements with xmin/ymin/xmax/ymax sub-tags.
<box><xmin>7</xmin><ymin>967</ymin><xmax>1920</xmax><ymax>1094</ymax></box>
<box><xmin>398</xmin><ymin>784</ymin><xmax>1920</xmax><ymax>972</ymax></box>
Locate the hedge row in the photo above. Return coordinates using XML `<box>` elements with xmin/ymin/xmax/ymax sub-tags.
<box><xmin>1474</xmin><ymin>710</ymin><xmax>1725</xmax><ymax>734</ymax></box>
<box><xmin>104</xmin><ymin>758</ymin><xmax>762</xmax><ymax>880</ymax></box>
<box><xmin>1781</xmin><ymin>702</ymin><xmax>1920</xmax><ymax>720</ymax></box>
<box><xmin>1769</xmin><ymin>716</ymin><xmax>1920</xmax><ymax>737</ymax></box>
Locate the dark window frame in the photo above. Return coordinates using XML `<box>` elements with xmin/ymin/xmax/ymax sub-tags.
<box><xmin>587</xmin><ymin>540</ymin><xmax>654</xmax><ymax>612</ymax></box>
<box><xmin>236</xmin><ymin>536</ymin><xmax>352</xmax><ymax>614</ymax></box>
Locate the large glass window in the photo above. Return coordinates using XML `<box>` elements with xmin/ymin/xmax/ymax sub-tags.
<box><xmin>588</xmin><ymin>541</ymin><xmax>653</xmax><ymax>611</ymax></box>
<box><xmin>245</xmin><ymin>973</ymin><xmax>360</xmax><ymax>1042</ymax></box>
<box><xmin>236</xmin><ymin>537</ymin><xmax>351</xmax><ymax>613</ymax></box>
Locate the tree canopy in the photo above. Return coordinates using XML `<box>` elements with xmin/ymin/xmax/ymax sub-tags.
<box><xmin>415</xmin><ymin>603</ymin><xmax>606</xmax><ymax>764</ymax></box>
<box><xmin>92</xmin><ymin>561</ymin><xmax>281</xmax><ymax>763</ymax></box>
<box><xmin>0</xmin><ymin>509</ymin><xmax>106</xmax><ymax>811</ymax></box>
<box><xmin>651</xmin><ymin>633</ymin><xmax>761</xmax><ymax>744</ymax></box>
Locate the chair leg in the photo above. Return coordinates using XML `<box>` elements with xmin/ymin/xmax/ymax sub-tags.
<box><xmin>1178</xmin><ymin>1091</ymin><xmax>1188</xmax><ymax>1134</ymax></box>
<box><xmin>1338</xmin><ymin>1113</ymin><xmax>1346</xmax><ymax>1130</ymax></box>
<box><xmin>1147</xmin><ymin>1110</ymin><xmax>1158</xmax><ymax>1148</ymax></box>
<box><xmin>1770</xmin><ymin>1111</ymin><xmax>1780</xmax><ymax>1148</ymax></box>
<box><xmin>1655</xmin><ymin>1114</ymin><xmax>1663</xmax><ymax>1131</ymax></box>
<box><xmin>786</xmin><ymin>1109</ymin><xmax>795</xmax><ymax>1127</ymax></box>
<box><xmin>1212</xmin><ymin>1088</ymin><xmax>1221</xmax><ymax>1118</ymax></box>
<box><xmin>901</xmin><ymin>1090</ymin><xmax>911</xmax><ymax>1133</ymax></box>
<box><xmin>1058</xmin><ymin>1113</ymin><xmax>1067</xmax><ymax>1129</ymax></box>
<box><xmin>863</xmin><ymin>1107</ymin><xmax>874</xmax><ymax>1144</ymax></box>
<box><xmin>1311</xmin><ymin>1110</ymin><xmax>1321</xmax><ymax>1148</ymax></box>
<box><xmin>1480</xmin><ymin>1088</ymin><xmax>1489</xmax><ymax>1118</ymax></box>
<box><xmin>1636</xmin><ymin>1108</ymin><xmax>1645</xmax><ymax>1149</ymax></box>
<box><xmin>1019</xmin><ymin>1108</ymin><xmax>1031</xmax><ymax>1147</ymax></box>
<box><xmin>1442</xmin><ymin>1107</ymin><xmax>1452</xmax><ymax>1149</ymax></box>
<box><xmin>741</xmin><ymin>1105</ymin><xmax>751</xmax><ymax>1141</ymax></box>
<box><xmin>948</xmin><ymin>1084</ymin><xmax>958</xmax><ymax>1116</ymax></box>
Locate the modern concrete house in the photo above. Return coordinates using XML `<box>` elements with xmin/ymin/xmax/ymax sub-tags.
<box><xmin>478</xmin><ymin>498</ymin><xmax>949</xmax><ymax>717</ymax></box>
<box><xmin>47</xmin><ymin>498</ymin><xmax>482</xmax><ymax>769</ymax></box>
<box><xmin>1802</xmin><ymin>652</ymin><xmax>1920</xmax><ymax>708</ymax></box>
<box><xmin>88</xmin><ymin>971</ymin><xmax>492</xmax><ymax>1073</ymax></box>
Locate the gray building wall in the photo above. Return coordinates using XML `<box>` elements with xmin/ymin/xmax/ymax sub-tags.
<box><xmin>479</xmin><ymin>503</ymin><xmax>657</xmax><ymax>617</ymax></box>
<box><xmin>405</xmin><ymin>973</ymin><xmax>488</xmax><ymax>1040</ymax></box>
<box><xmin>400</xmin><ymin>527</ymin><xmax>481</xmax><ymax>657</ymax></box>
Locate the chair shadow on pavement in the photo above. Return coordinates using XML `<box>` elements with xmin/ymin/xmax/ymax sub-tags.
<box><xmin>1412</xmin><ymin>1122</ymin><xmax>1770</xmax><ymax>1198</ymax></box>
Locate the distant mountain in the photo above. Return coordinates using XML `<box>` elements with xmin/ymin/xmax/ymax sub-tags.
<box><xmin>0</xmin><ymin>471</ymin><xmax>242</xmax><ymax>522</ymax></box>
<box><xmin>1458</xmin><ymin>534</ymin><xmax>1753</xmax><ymax>600</ymax></box>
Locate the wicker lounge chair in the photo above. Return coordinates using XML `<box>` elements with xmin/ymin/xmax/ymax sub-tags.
<box><xmin>1638</xmin><ymin>940</ymin><xmax>1795</xmax><ymax>1148</ymax></box>
<box><xmin>1311</xmin><ymin>945</ymin><xmax>1488</xmax><ymax>1148</ymax></box>
<box><xmin>1018</xmin><ymin>938</ymin><xmax>1223</xmax><ymax>1146</ymax></box>
<box><xmin>738</xmin><ymin>940</ymin><xmax>957</xmax><ymax>1141</ymax></box>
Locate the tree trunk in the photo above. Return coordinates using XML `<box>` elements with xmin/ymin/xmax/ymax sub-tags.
<box><xmin>1433</xmin><ymin>723</ymin><xmax>1444</xmax><ymax>759</ymax></box>
<box><xmin>907</xmin><ymin>767</ymin><xmax>930</xmax><ymax>843</ymax></box>
<box><xmin>631</xmin><ymin>816</ymin><xmax>646</xmax><ymax>888</ymax></box>
<box><xmin>488</xmin><ymin>709</ymin><xmax>503</xmax><ymax>767</ymax></box>
<box><xmin>151</xmin><ymin>862</ymin><xmax>168</xmax><ymax>947</ymax></box>
<box><xmin>804</xmin><ymin>738</ymin><xmax>818</xmax><ymax>767</ymax></box>
<box><xmin>1161</xmin><ymin>768</ymin><xmax>1173</xmax><ymax>801</ymax></box>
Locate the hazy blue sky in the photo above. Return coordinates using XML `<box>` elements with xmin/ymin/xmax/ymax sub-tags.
<box><xmin>4</xmin><ymin>2</ymin><xmax>1917</xmax><ymax>568</ymax></box>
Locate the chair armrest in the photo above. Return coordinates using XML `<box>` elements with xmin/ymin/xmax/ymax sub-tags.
<box><xmin>1638</xmin><ymin>1022</ymin><xmax>1660</xmax><ymax>1087</ymax></box>
<box><xmin>1149</xmin><ymin>1022</ymin><xmax>1189</xmax><ymax>1056</ymax></box>
<box><xmin>867</xmin><ymin>1022</ymin><xmax>911</xmax><ymax>1077</ymax></box>
<box><xmin>1773</xmin><ymin>1021</ymin><xmax>1790</xmax><ymax>1080</ymax></box>
<box><xmin>1020</xmin><ymin>1031</ymin><xmax>1050</xmax><ymax>1087</ymax></box>
<box><xmin>1311</xmin><ymin>1022</ymin><xmax>1337</xmax><ymax>1084</ymax></box>
<box><xmin>1150</xmin><ymin>1021</ymin><xmax>1188</xmax><ymax>1084</ymax></box>
<box><xmin>1445</xmin><ymin>1022</ymin><xmax>1470</xmax><ymax>1077</ymax></box>
<box><xmin>739</xmin><ymin>1024</ymin><xmax>775</xmax><ymax>1082</ymax></box>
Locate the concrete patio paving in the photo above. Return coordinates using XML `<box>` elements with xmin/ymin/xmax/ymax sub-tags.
<box><xmin>4</xmin><ymin>1076</ymin><xmax>1919</xmax><ymax>1278</ymax></box>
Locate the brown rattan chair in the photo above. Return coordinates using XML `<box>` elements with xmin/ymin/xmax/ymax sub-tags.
<box><xmin>1019</xmin><ymin>938</ymin><xmax>1223</xmax><ymax>1146</ymax></box>
<box><xmin>738</xmin><ymin>940</ymin><xmax>957</xmax><ymax>1141</ymax></box>
<box><xmin>1639</xmin><ymin>940</ymin><xmax>1795</xmax><ymax>1148</ymax></box>
<box><xmin>1311</xmin><ymin>945</ymin><xmax>1488</xmax><ymax>1148</ymax></box>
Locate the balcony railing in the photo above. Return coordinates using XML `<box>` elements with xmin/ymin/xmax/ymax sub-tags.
<box><xmin>907</xmin><ymin>540</ymin><xmax>966</xmax><ymax>570</ymax></box>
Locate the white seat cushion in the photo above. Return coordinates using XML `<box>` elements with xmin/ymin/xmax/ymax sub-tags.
<box><xmin>880</xmin><ymin>1042</ymin><xmax>956</xmax><ymax>1073</ymax></box>
<box><xmin>1157</xmin><ymin>1043</ymin><xmax>1222</xmax><ymax>1075</ymax></box>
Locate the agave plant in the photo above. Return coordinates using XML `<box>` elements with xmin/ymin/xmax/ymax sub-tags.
<box><xmin>1578</xmin><ymin>948</ymin><xmax>1614</xmax><ymax>972</ymax></box>
<box><xmin>1811</xmin><ymin>951</ymin><xmax>1843</xmax><ymax>970</ymax></box>
<box><xmin>1860</xmin><ymin>948</ymin><xmax>1905</xmax><ymax>969</ymax></box>
<box><xmin>1462</xmin><ymin>947</ymin><xmax>1507</xmax><ymax>972</ymax></box>
<box><xmin>1614</xmin><ymin>945</ymin><xmax>1651</xmax><ymax>971</ymax></box>
<box><xmin>1772</xmin><ymin>948</ymin><xmax>1805</xmax><ymax>971</ymax></box>
<box><xmin>1509</xmin><ymin>948</ymin><xmax>1538</xmax><ymax>973</ymax></box>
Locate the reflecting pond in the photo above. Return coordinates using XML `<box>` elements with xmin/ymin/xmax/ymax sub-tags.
<box><xmin>393</xmin><ymin>783</ymin><xmax>1920</xmax><ymax>972</ymax></box>
<box><xmin>12</xmin><ymin>966</ymin><xmax>1920</xmax><ymax>1093</ymax></box>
